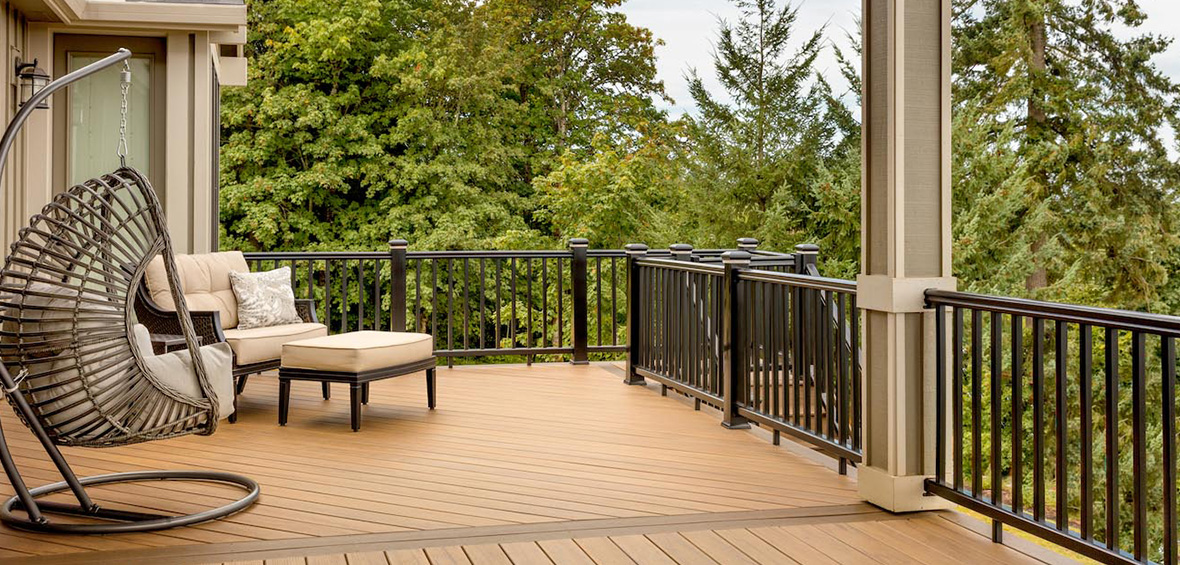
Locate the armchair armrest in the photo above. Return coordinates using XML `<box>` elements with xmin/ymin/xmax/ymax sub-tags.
<box><xmin>294</xmin><ymin>299</ymin><xmax>318</xmax><ymax>324</ymax></box>
<box><xmin>134</xmin><ymin>284</ymin><xmax>227</xmax><ymax>345</ymax></box>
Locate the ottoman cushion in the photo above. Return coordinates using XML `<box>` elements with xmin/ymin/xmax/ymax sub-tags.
<box><xmin>282</xmin><ymin>331</ymin><xmax>434</xmax><ymax>373</ymax></box>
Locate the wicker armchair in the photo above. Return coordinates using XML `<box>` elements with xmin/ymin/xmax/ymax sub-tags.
<box><xmin>133</xmin><ymin>253</ymin><xmax>326</xmax><ymax>421</ymax></box>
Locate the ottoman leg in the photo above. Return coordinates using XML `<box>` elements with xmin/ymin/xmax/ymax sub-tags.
<box><xmin>362</xmin><ymin>383</ymin><xmax>370</xmax><ymax>405</ymax></box>
<box><xmin>229</xmin><ymin>393</ymin><xmax>238</xmax><ymax>424</ymax></box>
<box><xmin>350</xmin><ymin>384</ymin><xmax>362</xmax><ymax>432</ymax></box>
<box><xmin>322</xmin><ymin>382</ymin><xmax>331</xmax><ymax>400</ymax></box>
<box><xmin>427</xmin><ymin>367</ymin><xmax>436</xmax><ymax>409</ymax></box>
<box><xmin>279</xmin><ymin>379</ymin><xmax>291</xmax><ymax>426</ymax></box>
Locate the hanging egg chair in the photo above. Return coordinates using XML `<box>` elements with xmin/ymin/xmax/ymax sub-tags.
<box><xmin>0</xmin><ymin>48</ymin><xmax>259</xmax><ymax>534</ymax></box>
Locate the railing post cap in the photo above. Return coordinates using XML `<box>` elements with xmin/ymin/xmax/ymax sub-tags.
<box><xmin>737</xmin><ymin>237</ymin><xmax>759</xmax><ymax>249</ymax></box>
<box><xmin>568</xmin><ymin>238</ymin><xmax>589</xmax><ymax>248</ymax></box>
<box><xmin>624</xmin><ymin>243</ymin><xmax>649</xmax><ymax>255</ymax></box>
<box><xmin>721</xmin><ymin>250</ymin><xmax>752</xmax><ymax>264</ymax></box>
<box><xmin>795</xmin><ymin>243</ymin><xmax>819</xmax><ymax>254</ymax></box>
<box><xmin>669</xmin><ymin>243</ymin><xmax>694</xmax><ymax>252</ymax></box>
<box><xmin>388</xmin><ymin>239</ymin><xmax>408</xmax><ymax>249</ymax></box>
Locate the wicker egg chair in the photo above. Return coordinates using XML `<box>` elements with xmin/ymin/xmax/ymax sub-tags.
<box><xmin>0</xmin><ymin>49</ymin><xmax>258</xmax><ymax>534</ymax></box>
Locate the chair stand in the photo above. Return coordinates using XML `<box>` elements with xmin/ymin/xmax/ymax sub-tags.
<box><xmin>0</xmin><ymin>470</ymin><xmax>260</xmax><ymax>534</ymax></box>
<box><xmin>0</xmin><ymin>371</ymin><xmax>260</xmax><ymax>534</ymax></box>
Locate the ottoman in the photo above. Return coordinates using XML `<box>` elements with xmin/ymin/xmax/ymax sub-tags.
<box><xmin>278</xmin><ymin>331</ymin><xmax>436</xmax><ymax>431</ymax></box>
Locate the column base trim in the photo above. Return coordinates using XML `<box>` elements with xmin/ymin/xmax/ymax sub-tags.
<box><xmin>858</xmin><ymin>466</ymin><xmax>953</xmax><ymax>513</ymax></box>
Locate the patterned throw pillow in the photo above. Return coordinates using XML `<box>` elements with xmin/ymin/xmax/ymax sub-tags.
<box><xmin>228</xmin><ymin>267</ymin><xmax>302</xmax><ymax>330</ymax></box>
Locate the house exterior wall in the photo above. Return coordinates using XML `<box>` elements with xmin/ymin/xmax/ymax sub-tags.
<box><xmin>0</xmin><ymin>0</ymin><xmax>245</xmax><ymax>254</ymax></box>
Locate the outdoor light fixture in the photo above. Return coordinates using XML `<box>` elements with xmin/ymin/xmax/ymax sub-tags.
<box><xmin>16</xmin><ymin>58</ymin><xmax>49</xmax><ymax>109</ymax></box>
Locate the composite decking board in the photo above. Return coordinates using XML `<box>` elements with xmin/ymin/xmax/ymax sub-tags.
<box><xmin>194</xmin><ymin>517</ymin><xmax>1051</xmax><ymax>565</ymax></box>
<box><xmin>0</xmin><ymin>364</ymin><xmax>1046</xmax><ymax>565</ymax></box>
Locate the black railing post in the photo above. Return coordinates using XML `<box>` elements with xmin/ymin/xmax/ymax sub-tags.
<box><xmin>737</xmin><ymin>237</ymin><xmax>759</xmax><ymax>252</ymax></box>
<box><xmin>624</xmin><ymin>243</ymin><xmax>648</xmax><ymax>385</ymax></box>
<box><xmin>670</xmin><ymin>243</ymin><xmax>693</xmax><ymax>261</ymax></box>
<box><xmin>570</xmin><ymin>238</ymin><xmax>590</xmax><ymax>364</ymax></box>
<box><xmin>795</xmin><ymin>243</ymin><xmax>819</xmax><ymax>274</ymax></box>
<box><xmin>721</xmin><ymin>251</ymin><xmax>751</xmax><ymax>429</ymax></box>
<box><xmin>389</xmin><ymin>239</ymin><xmax>408</xmax><ymax>332</ymax></box>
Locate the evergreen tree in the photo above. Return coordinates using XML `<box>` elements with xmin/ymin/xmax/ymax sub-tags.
<box><xmin>678</xmin><ymin>0</ymin><xmax>854</xmax><ymax>266</ymax></box>
<box><xmin>953</xmin><ymin>0</ymin><xmax>1180</xmax><ymax>310</ymax></box>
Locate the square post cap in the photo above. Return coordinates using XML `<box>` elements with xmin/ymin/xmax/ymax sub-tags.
<box><xmin>794</xmin><ymin>243</ymin><xmax>819</xmax><ymax>254</ymax></box>
<box><xmin>737</xmin><ymin>237</ymin><xmax>759</xmax><ymax>250</ymax></box>
<box><xmin>568</xmin><ymin>238</ymin><xmax>589</xmax><ymax>248</ymax></box>
<box><xmin>624</xmin><ymin>243</ymin><xmax>649</xmax><ymax>255</ymax></box>
<box><xmin>721</xmin><ymin>250</ymin><xmax>752</xmax><ymax>265</ymax></box>
<box><xmin>669</xmin><ymin>243</ymin><xmax>693</xmax><ymax>253</ymax></box>
<box><xmin>388</xmin><ymin>239</ymin><xmax>409</xmax><ymax>249</ymax></box>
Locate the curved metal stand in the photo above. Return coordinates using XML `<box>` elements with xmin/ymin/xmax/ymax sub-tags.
<box><xmin>0</xmin><ymin>470</ymin><xmax>260</xmax><ymax>534</ymax></box>
<box><xmin>0</xmin><ymin>48</ymin><xmax>261</xmax><ymax>535</ymax></box>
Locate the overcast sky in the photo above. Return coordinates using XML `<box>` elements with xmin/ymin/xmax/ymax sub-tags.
<box><xmin>619</xmin><ymin>0</ymin><xmax>1180</xmax><ymax>116</ymax></box>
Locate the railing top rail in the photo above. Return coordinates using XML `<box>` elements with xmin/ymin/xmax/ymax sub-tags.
<box><xmin>407</xmin><ymin>250</ymin><xmax>570</xmax><ymax>259</ymax></box>
<box><xmin>926</xmin><ymin>289</ymin><xmax>1180</xmax><ymax>337</ymax></box>
<box><xmin>243</xmin><ymin>251</ymin><xmax>388</xmax><ymax>260</ymax></box>
<box><xmin>738</xmin><ymin>268</ymin><xmax>857</xmax><ymax>293</ymax></box>
<box><xmin>634</xmin><ymin>257</ymin><xmax>725</xmax><ymax>276</ymax></box>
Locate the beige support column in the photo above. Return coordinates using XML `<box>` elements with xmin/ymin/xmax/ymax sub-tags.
<box><xmin>857</xmin><ymin>0</ymin><xmax>956</xmax><ymax>512</ymax></box>
<box><xmin>191</xmin><ymin>31</ymin><xmax>212</xmax><ymax>253</ymax></box>
<box><xmin>23</xmin><ymin>24</ymin><xmax>51</xmax><ymax>225</ymax></box>
<box><xmin>165</xmin><ymin>32</ymin><xmax>192</xmax><ymax>252</ymax></box>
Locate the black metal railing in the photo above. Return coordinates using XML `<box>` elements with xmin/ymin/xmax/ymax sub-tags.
<box><xmin>926</xmin><ymin>289</ymin><xmax>1179</xmax><ymax>565</ymax></box>
<box><xmin>242</xmin><ymin>239</ymin><xmax>782</xmax><ymax>363</ymax></box>
<box><xmin>625</xmin><ymin>244</ymin><xmax>862</xmax><ymax>465</ymax></box>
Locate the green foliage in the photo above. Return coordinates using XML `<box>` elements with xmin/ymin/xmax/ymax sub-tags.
<box><xmin>220</xmin><ymin>0</ymin><xmax>667</xmax><ymax>253</ymax></box>
<box><xmin>953</xmin><ymin>0</ymin><xmax>1180</xmax><ymax>311</ymax></box>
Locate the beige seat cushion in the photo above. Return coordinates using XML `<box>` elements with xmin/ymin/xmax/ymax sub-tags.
<box><xmin>145</xmin><ymin>251</ymin><xmax>248</xmax><ymax>329</ymax></box>
<box><xmin>27</xmin><ymin>324</ymin><xmax>235</xmax><ymax>441</ymax></box>
<box><xmin>223</xmin><ymin>322</ymin><xmax>327</xmax><ymax>366</ymax></box>
<box><xmin>282</xmin><ymin>331</ymin><xmax>434</xmax><ymax>373</ymax></box>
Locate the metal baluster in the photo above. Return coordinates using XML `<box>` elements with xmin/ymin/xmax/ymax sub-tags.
<box><xmin>341</xmin><ymin>259</ymin><xmax>349</xmax><ymax>332</ymax></box>
<box><xmin>448</xmin><ymin>259</ymin><xmax>455</xmax><ymax>359</ymax></box>
<box><xmin>990</xmin><ymin>311</ymin><xmax>1003</xmax><ymax>542</ymax></box>
<box><xmin>463</xmin><ymin>258</ymin><xmax>470</xmax><ymax>351</ymax></box>
<box><xmin>358</xmin><ymin>260</ymin><xmax>364</xmax><ymax>330</ymax></box>
<box><xmin>1163</xmin><ymin>336</ymin><xmax>1177</xmax><ymax>565</ymax></box>
<box><xmin>613</xmin><ymin>257</ymin><xmax>619</xmax><ymax>346</ymax></box>
<box><xmin>1055</xmin><ymin>321</ymin><xmax>1068</xmax><ymax>532</ymax></box>
<box><xmin>527</xmin><ymin>258</ymin><xmax>533</xmax><ymax>364</ymax></box>
<box><xmin>479</xmin><ymin>259</ymin><xmax>486</xmax><ymax>350</ymax></box>
<box><xmin>414</xmin><ymin>260</ymin><xmax>422</xmax><ymax>333</ymax></box>
<box><xmin>953</xmin><ymin>307</ymin><xmax>964</xmax><ymax>492</ymax></box>
<box><xmin>1033</xmin><ymin>317</ymin><xmax>1045</xmax><ymax>522</ymax></box>
<box><xmin>324</xmin><ymin>259</ymin><xmax>332</xmax><ymax>331</ymax></box>
<box><xmin>851</xmin><ymin>295</ymin><xmax>861</xmax><ymax>451</ymax></box>
<box><xmin>1011</xmin><ymin>314</ymin><xmax>1024</xmax><ymax>516</ymax></box>
<box><xmin>510</xmin><ymin>257</ymin><xmax>517</xmax><ymax>349</ymax></box>
<box><xmin>971</xmin><ymin>309</ymin><xmax>983</xmax><ymax>498</ymax></box>
<box><xmin>596</xmin><ymin>256</ymin><xmax>603</xmax><ymax>347</ymax></box>
<box><xmin>838</xmin><ymin>293</ymin><xmax>848</xmax><ymax>451</ymax></box>
<box><xmin>1079</xmin><ymin>324</ymin><xmax>1093</xmax><ymax>540</ymax></box>
<box><xmin>1105</xmin><ymin>327</ymin><xmax>1119</xmax><ymax>551</ymax></box>
<box><xmin>1131</xmin><ymin>331</ymin><xmax>1147</xmax><ymax>560</ymax></box>
<box><xmin>542</xmin><ymin>258</ymin><xmax>548</xmax><ymax>350</ymax></box>
<box><xmin>936</xmin><ymin>303</ymin><xmax>946</xmax><ymax>484</ymax></box>
<box><xmin>495</xmin><ymin>259</ymin><xmax>502</xmax><ymax>348</ymax></box>
<box><xmin>432</xmin><ymin>260</ymin><xmax>439</xmax><ymax>348</ymax></box>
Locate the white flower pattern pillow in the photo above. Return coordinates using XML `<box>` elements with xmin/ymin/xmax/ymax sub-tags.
<box><xmin>228</xmin><ymin>267</ymin><xmax>302</xmax><ymax>330</ymax></box>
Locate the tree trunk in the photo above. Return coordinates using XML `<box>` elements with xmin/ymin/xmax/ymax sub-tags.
<box><xmin>1025</xmin><ymin>9</ymin><xmax>1048</xmax><ymax>292</ymax></box>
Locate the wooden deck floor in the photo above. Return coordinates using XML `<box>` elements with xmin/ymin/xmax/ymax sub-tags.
<box><xmin>0</xmin><ymin>363</ymin><xmax>1063</xmax><ymax>564</ymax></box>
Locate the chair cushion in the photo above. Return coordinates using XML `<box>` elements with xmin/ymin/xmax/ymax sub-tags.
<box><xmin>282</xmin><ymin>331</ymin><xmax>434</xmax><ymax>373</ymax></box>
<box><xmin>28</xmin><ymin>324</ymin><xmax>236</xmax><ymax>441</ymax></box>
<box><xmin>145</xmin><ymin>251</ymin><xmax>248</xmax><ymax>329</ymax></box>
<box><xmin>133</xmin><ymin>325</ymin><xmax>236</xmax><ymax>419</ymax></box>
<box><xmin>223</xmin><ymin>322</ymin><xmax>328</xmax><ymax>366</ymax></box>
<box><xmin>228</xmin><ymin>267</ymin><xmax>302</xmax><ymax>330</ymax></box>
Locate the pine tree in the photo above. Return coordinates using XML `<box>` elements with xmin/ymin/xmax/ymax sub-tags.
<box><xmin>954</xmin><ymin>0</ymin><xmax>1180</xmax><ymax>310</ymax></box>
<box><xmin>680</xmin><ymin>0</ymin><xmax>836</xmax><ymax>249</ymax></box>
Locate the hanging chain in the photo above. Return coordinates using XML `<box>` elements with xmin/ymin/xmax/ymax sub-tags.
<box><xmin>117</xmin><ymin>60</ymin><xmax>131</xmax><ymax>168</ymax></box>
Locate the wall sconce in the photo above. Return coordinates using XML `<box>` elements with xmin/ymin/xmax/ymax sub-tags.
<box><xmin>16</xmin><ymin>59</ymin><xmax>49</xmax><ymax>109</ymax></box>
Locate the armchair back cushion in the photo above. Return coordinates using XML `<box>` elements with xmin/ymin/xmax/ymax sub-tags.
<box><xmin>145</xmin><ymin>251</ymin><xmax>248</xmax><ymax>329</ymax></box>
